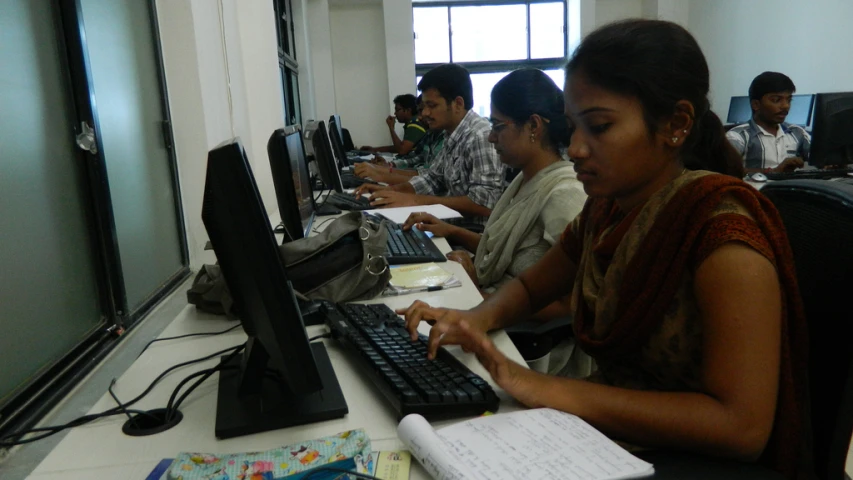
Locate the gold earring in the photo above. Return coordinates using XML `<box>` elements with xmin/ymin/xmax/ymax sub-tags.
<box><xmin>672</xmin><ymin>137</ymin><xmax>679</xmax><ymax>143</ymax></box>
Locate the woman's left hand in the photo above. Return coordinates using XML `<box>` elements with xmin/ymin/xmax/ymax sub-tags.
<box><xmin>455</xmin><ymin>321</ymin><xmax>542</xmax><ymax>408</ymax></box>
<box><xmin>446</xmin><ymin>250</ymin><xmax>477</xmax><ymax>284</ymax></box>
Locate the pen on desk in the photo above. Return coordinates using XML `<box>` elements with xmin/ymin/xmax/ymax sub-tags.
<box><xmin>386</xmin><ymin>285</ymin><xmax>445</xmax><ymax>296</ymax></box>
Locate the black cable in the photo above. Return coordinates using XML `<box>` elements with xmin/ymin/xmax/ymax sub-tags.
<box><xmin>138</xmin><ymin>324</ymin><xmax>241</xmax><ymax>358</ymax></box>
<box><xmin>108</xmin><ymin>379</ymin><xmax>135</xmax><ymax>424</ymax></box>
<box><xmin>0</xmin><ymin>344</ymin><xmax>244</xmax><ymax>447</ymax></box>
<box><xmin>0</xmin><ymin>409</ymin><xmax>160</xmax><ymax>447</ymax></box>
<box><xmin>308</xmin><ymin>333</ymin><xmax>331</xmax><ymax>343</ymax></box>
<box><xmin>301</xmin><ymin>466</ymin><xmax>382</xmax><ymax>480</ymax></box>
<box><xmin>312</xmin><ymin>174</ymin><xmax>325</xmax><ymax>204</ymax></box>
<box><xmin>166</xmin><ymin>345</ymin><xmax>245</xmax><ymax>420</ymax></box>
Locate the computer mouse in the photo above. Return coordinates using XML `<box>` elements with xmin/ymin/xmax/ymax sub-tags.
<box><xmin>750</xmin><ymin>172</ymin><xmax>768</xmax><ymax>183</ymax></box>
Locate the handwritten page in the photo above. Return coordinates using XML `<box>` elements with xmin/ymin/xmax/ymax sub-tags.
<box><xmin>398</xmin><ymin>409</ymin><xmax>654</xmax><ymax>480</ymax></box>
<box><xmin>367</xmin><ymin>204</ymin><xmax>462</xmax><ymax>225</ymax></box>
<box><xmin>398</xmin><ymin>414</ymin><xmax>477</xmax><ymax>480</ymax></box>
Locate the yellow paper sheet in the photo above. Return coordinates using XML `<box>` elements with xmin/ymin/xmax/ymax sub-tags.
<box><xmin>388</xmin><ymin>263</ymin><xmax>453</xmax><ymax>289</ymax></box>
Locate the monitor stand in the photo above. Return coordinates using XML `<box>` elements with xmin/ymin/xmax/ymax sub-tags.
<box><xmin>214</xmin><ymin>342</ymin><xmax>348</xmax><ymax>439</ymax></box>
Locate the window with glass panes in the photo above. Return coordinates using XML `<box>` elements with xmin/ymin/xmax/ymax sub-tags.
<box><xmin>413</xmin><ymin>0</ymin><xmax>567</xmax><ymax>118</ymax></box>
<box><xmin>274</xmin><ymin>0</ymin><xmax>302</xmax><ymax>126</ymax></box>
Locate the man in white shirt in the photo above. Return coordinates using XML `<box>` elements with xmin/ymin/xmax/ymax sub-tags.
<box><xmin>726</xmin><ymin>72</ymin><xmax>811</xmax><ymax>173</ymax></box>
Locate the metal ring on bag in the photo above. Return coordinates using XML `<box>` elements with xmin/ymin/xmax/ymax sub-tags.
<box><xmin>359</xmin><ymin>226</ymin><xmax>371</xmax><ymax>241</ymax></box>
<box><xmin>366</xmin><ymin>254</ymin><xmax>388</xmax><ymax>276</ymax></box>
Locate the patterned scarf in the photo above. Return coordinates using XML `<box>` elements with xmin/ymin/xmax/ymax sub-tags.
<box><xmin>568</xmin><ymin>171</ymin><xmax>810</xmax><ymax>478</ymax></box>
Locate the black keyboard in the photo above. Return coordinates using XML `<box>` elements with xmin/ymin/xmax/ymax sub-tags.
<box><xmin>385</xmin><ymin>224</ymin><xmax>446</xmax><ymax>265</ymax></box>
<box><xmin>348</xmin><ymin>150</ymin><xmax>373</xmax><ymax>157</ymax></box>
<box><xmin>325</xmin><ymin>192</ymin><xmax>372</xmax><ymax>211</ymax></box>
<box><xmin>341</xmin><ymin>173</ymin><xmax>375</xmax><ymax>189</ymax></box>
<box><xmin>323</xmin><ymin>302</ymin><xmax>500</xmax><ymax>420</ymax></box>
<box><xmin>765</xmin><ymin>168</ymin><xmax>852</xmax><ymax>181</ymax></box>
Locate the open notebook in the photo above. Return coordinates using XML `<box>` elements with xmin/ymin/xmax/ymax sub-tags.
<box><xmin>398</xmin><ymin>408</ymin><xmax>654</xmax><ymax>480</ymax></box>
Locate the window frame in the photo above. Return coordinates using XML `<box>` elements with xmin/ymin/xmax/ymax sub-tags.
<box><xmin>274</xmin><ymin>0</ymin><xmax>301</xmax><ymax>126</ymax></box>
<box><xmin>413</xmin><ymin>0</ymin><xmax>568</xmax><ymax>77</ymax></box>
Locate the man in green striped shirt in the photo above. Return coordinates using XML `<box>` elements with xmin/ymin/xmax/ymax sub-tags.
<box><xmin>362</xmin><ymin>94</ymin><xmax>428</xmax><ymax>156</ymax></box>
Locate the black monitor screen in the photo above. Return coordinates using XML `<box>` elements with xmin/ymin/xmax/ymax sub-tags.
<box><xmin>329</xmin><ymin>114</ymin><xmax>344</xmax><ymax>143</ymax></box>
<box><xmin>302</xmin><ymin>121</ymin><xmax>319</xmax><ymax>157</ymax></box>
<box><xmin>311</xmin><ymin>121</ymin><xmax>344</xmax><ymax>193</ymax></box>
<box><xmin>286</xmin><ymin>130</ymin><xmax>315</xmax><ymax>236</ymax></box>
<box><xmin>787</xmin><ymin>94</ymin><xmax>815</xmax><ymax>126</ymax></box>
<box><xmin>809</xmin><ymin>92</ymin><xmax>853</xmax><ymax>168</ymax></box>
<box><xmin>727</xmin><ymin>96</ymin><xmax>752</xmax><ymax>124</ymax></box>
<box><xmin>267</xmin><ymin>129</ymin><xmax>314</xmax><ymax>241</ymax></box>
<box><xmin>202</xmin><ymin>139</ymin><xmax>346</xmax><ymax>438</ymax></box>
<box><xmin>328</xmin><ymin>117</ymin><xmax>349</xmax><ymax>167</ymax></box>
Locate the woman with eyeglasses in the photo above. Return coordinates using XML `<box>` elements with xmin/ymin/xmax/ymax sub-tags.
<box><xmin>402</xmin><ymin>68</ymin><xmax>587</xmax><ymax>324</ymax></box>
<box><xmin>398</xmin><ymin>20</ymin><xmax>809</xmax><ymax>478</ymax></box>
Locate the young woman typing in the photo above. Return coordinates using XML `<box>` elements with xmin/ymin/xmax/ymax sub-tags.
<box><xmin>396</xmin><ymin>20</ymin><xmax>809</xmax><ymax>479</ymax></box>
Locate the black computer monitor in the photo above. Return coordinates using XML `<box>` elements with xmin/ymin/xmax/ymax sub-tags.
<box><xmin>728</xmin><ymin>94</ymin><xmax>815</xmax><ymax>126</ymax></box>
<box><xmin>311</xmin><ymin>121</ymin><xmax>345</xmax><ymax>193</ymax></box>
<box><xmin>788</xmin><ymin>94</ymin><xmax>815</xmax><ymax>127</ymax></box>
<box><xmin>328</xmin><ymin>116</ymin><xmax>350</xmax><ymax>167</ymax></box>
<box><xmin>809</xmin><ymin>92</ymin><xmax>853</xmax><ymax>168</ymax></box>
<box><xmin>267</xmin><ymin>128</ymin><xmax>315</xmax><ymax>242</ymax></box>
<box><xmin>201</xmin><ymin>139</ymin><xmax>347</xmax><ymax>439</ymax></box>
<box><xmin>303</xmin><ymin>120</ymin><xmax>320</xmax><ymax>157</ymax></box>
<box><xmin>329</xmin><ymin>114</ymin><xmax>344</xmax><ymax>144</ymax></box>
<box><xmin>727</xmin><ymin>96</ymin><xmax>752</xmax><ymax>124</ymax></box>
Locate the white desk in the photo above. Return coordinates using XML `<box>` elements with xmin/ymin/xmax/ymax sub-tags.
<box><xmin>26</xmin><ymin>212</ymin><xmax>526</xmax><ymax>480</ymax></box>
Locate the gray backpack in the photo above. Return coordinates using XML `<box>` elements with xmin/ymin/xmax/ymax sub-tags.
<box><xmin>187</xmin><ymin>212</ymin><xmax>390</xmax><ymax>316</ymax></box>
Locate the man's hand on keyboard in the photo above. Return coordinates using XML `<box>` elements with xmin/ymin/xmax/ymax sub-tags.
<box><xmin>354</xmin><ymin>162</ymin><xmax>381</xmax><ymax>179</ymax></box>
<box><xmin>776</xmin><ymin>156</ymin><xmax>805</xmax><ymax>172</ymax></box>
<box><xmin>370</xmin><ymin>189</ymin><xmax>421</xmax><ymax>208</ymax></box>
<box><xmin>396</xmin><ymin>300</ymin><xmax>491</xmax><ymax>355</ymax></box>
<box><xmin>353</xmin><ymin>182</ymin><xmax>383</xmax><ymax>199</ymax></box>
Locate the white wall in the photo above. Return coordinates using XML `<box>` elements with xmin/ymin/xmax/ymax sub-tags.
<box><xmin>306</xmin><ymin>0</ymin><xmax>337</xmax><ymax>123</ymax></box>
<box><xmin>596</xmin><ymin>0</ymin><xmax>642</xmax><ymax>27</ymax></box>
<box><xmin>642</xmin><ymin>0</ymin><xmax>688</xmax><ymax>27</ymax></box>
<box><xmin>156</xmin><ymin>0</ymin><xmax>284</xmax><ymax>268</ymax></box>
<box><xmin>689</xmin><ymin>0</ymin><xmax>853</xmax><ymax>117</ymax></box>
<box><xmin>383</xmin><ymin>0</ymin><xmax>416</xmax><ymax>108</ymax></box>
<box><xmin>568</xmin><ymin>0</ymin><xmax>596</xmax><ymax>53</ymax></box>
<box><xmin>233</xmin><ymin>0</ymin><xmax>286</xmax><ymax>212</ymax></box>
<box><xmin>329</xmin><ymin>3</ymin><xmax>392</xmax><ymax>147</ymax></box>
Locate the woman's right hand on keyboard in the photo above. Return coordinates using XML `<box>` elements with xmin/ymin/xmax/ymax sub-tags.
<box><xmin>401</xmin><ymin>212</ymin><xmax>454</xmax><ymax>237</ymax></box>
<box><xmin>396</xmin><ymin>300</ymin><xmax>493</xmax><ymax>359</ymax></box>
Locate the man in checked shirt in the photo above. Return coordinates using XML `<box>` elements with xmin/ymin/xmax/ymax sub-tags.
<box><xmin>355</xmin><ymin>64</ymin><xmax>504</xmax><ymax>226</ymax></box>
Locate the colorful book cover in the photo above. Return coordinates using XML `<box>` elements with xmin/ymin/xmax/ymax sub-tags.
<box><xmin>164</xmin><ymin>429</ymin><xmax>371</xmax><ymax>479</ymax></box>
